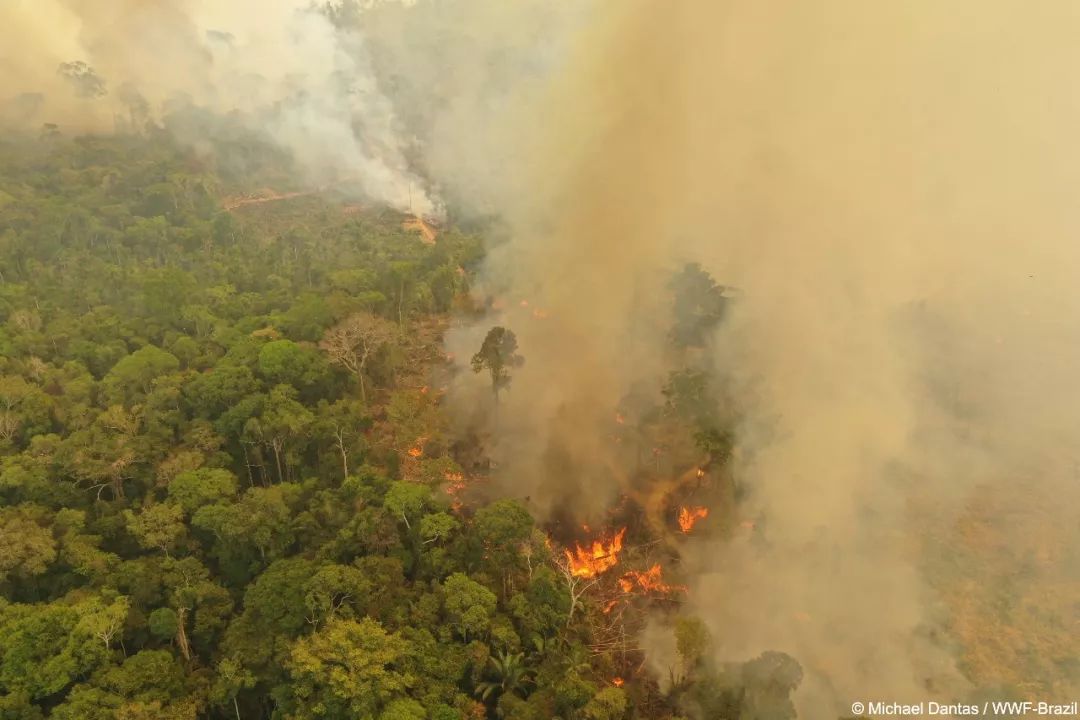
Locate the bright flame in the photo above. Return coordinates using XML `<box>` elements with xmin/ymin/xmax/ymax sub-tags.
<box><xmin>618</xmin><ymin>564</ymin><xmax>683</xmax><ymax>594</ymax></box>
<box><xmin>564</xmin><ymin>527</ymin><xmax>627</xmax><ymax>578</ymax></box>
<box><xmin>678</xmin><ymin>505</ymin><xmax>709</xmax><ymax>533</ymax></box>
<box><xmin>612</xmin><ymin>677</ymin><xmax>625</xmax><ymax>687</ymax></box>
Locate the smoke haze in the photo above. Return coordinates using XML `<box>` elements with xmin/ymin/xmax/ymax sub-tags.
<box><xmin>446</xmin><ymin>0</ymin><xmax>1080</xmax><ymax>716</ymax></box>
<box><xmin>6</xmin><ymin>0</ymin><xmax>1080</xmax><ymax>716</ymax></box>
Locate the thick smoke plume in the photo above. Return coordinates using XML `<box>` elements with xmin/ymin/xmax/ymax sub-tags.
<box><xmin>446</xmin><ymin>0</ymin><xmax>1080</xmax><ymax>716</ymax></box>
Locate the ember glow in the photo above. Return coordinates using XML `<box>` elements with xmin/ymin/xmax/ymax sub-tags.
<box><xmin>407</xmin><ymin>438</ymin><xmax>426</xmax><ymax>458</ymax></box>
<box><xmin>612</xmin><ymin>677</ymin><xmax>625</xmax><ymax>688</ymax></box>
<box><xmin>677</xmin><ymin>505</ymin><xmax>709</xmax><ymax>533</ymax></box>
<box><xmin>564</xmin><ymin>527</ymin><xmax>627</xmax><ymax>578</ymax></box>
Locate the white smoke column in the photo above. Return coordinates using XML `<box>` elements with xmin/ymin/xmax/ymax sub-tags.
<box><xmin>0</xmin><ymin>0</ymin><xmax>441</xmax><ymax>216</ymax></box>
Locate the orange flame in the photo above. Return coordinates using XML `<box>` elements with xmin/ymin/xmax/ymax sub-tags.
<box><xmin>407</xmin><ymin>438</ymin><xmax>425</xmax><ymax>458</ymax></box>
<box><xmin>532</xmin><ymin>308</ymin><xmax>549</xmax><ymax>319</ymax></box>
<box><xmin>564</xmin><ymin>527</ymin><xmax>627</xmax><ymax>578</ymax></box>
<box><xmin>612</xmin><ymin>677</ymin><xmax>625</xmax><ymax>688</ymax></box>
<box><xmin>678</xmin><ymin>506</ymin><xmax>709</xmax><ymax>533</ymax></box>
<box><xmin>618</xmin><ymin>564</ymin><xmax>684</xmax><ymax>594</ymax></box>
<box><xmin>615</xmin><ymin>412</ymin><xmax>625</xmax><ymax>425</ymax></box>
<box><xmin>444</xmin><ymin>472</ymin><xmax>467</xmax><ymax>511</ymax></box>
<box><xmin>602</xmin><ymin>599</ymin><xmax>620</xmax><ymax>614</ymax></box>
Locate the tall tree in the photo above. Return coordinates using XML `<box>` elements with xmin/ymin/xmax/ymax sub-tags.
<box><xmin>470</xmin><ymin>327</ymin><xmax>524</xmax><ymax>407</ymax></box>
<box><xmin>319</xmin><ymin>312</ymin><xmax>397</xmax><ymax>403</ymax></box>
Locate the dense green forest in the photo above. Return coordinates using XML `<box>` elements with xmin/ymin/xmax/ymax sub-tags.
<box><xmin>0</xmin><ymin>132</ymin><xmax>800</xmax><ymax>720</ymax></box>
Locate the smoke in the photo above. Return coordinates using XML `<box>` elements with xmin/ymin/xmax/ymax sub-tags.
<box><xmin>6</xmin><ymin>0</ymin><xmax>1080</xmax><ymax>715</ymax></box>
<box><xmin>0</xmin><ymin>0</ymin><xmax>445</xmax><ymax>215</ymax></box>
<box><xmin>444</xmin><ymin>0</ymin><xmax>1080</xmax><ymax>716</ymax></box>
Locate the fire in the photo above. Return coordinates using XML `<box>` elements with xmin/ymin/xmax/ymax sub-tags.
<box><xmin>532</xmin><ymin>308</ymin><xmax>548</xmax><ymax>319</ymax></box>
<box><xmin>678</xmin><ymin>505</ymin><xmax>709</xmax><ymax>533</ymax></box>
<box><xmin>564</xmin><ymin>527</ymin><xmax>627</xmax><ymax>578</ymax></box>
<box><xmin>612</xmin><ymin>677</ymin><xmax>625</xmax><ymax>688</ymax></box>
<box><xmin>444</xmin><ymin>471</ymin><xmax>467</xmax><ymax>511</ymax></box>
<box><xmin>407</xmin><ymin>438</ymin><xmax>426</xmax><ymax>458</ymax></box>
<box><xmin>602</xmin><ymin>599</ymin><xmax>620</xmax><ymax>614</ymax></box>
<box><xmin>520</xmin><ymin>299</ymin><xmax>529</xmax><ymax>307</ymax></box>
<box><xmin>615</xmin><ymin>412</ymin><xmax>625</xmax><ymax>425</ymax></box>
<box><xmin>618</xmin><ymin>564</ymin><xmax>682</xmax><ymax>594</ymax></box>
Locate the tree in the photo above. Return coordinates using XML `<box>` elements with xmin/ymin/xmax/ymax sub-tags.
<box><xmin>475</xmin><ymin>650</ymin><xmax>533</xmax><ymax>703</ymax></box>
<box><xmin>257</xmin><ymin>339</ymin><xmax>324</xmax><ymax>388</ymax></box>
<box><xmin>0</xmin><ymin>505</ymin><xmax>57</xmax><ymax>583</ymax></box>
<box><xmin>210</xmin><ymin>657</ymin><xmax>254</xmax><ymax>720</ymax></box>
<box><xmin>471</xmin><ymin>327</ymin><xmax>524</xmax><ymax>406</ymax></box>
<box><xmin>320</xmin><ymin>312</ymin><xmax>397</xmax><ymax>402</ymax></box>
<box><xmin>167</xmin><ymin>468</ymin><xmax>238</xmax><ymax>514</ymax></box>
<box><xmin>582</xmin><ymin>687</ymin><xmax>628</xmax><ymax>720</ymax></box>
<box><xmin>739</xmin><ymin>651</ymin><xmax>803</xmax><ymax>720</ymax></box>
<box><xmin>383</xmin><ymin>481</ymin><xmax>431</xmax><ymax>530</ymax></box>
<box><xmin>102</xmin><ymin>345</ymin><xmax>180</xmax><ymax>406</ymax></box>
<box><xmin>246</xmin><ymin>386</ymin><xmax>314</xmax><ymax>484</ymax></box>
<box><xmin>302</xmin><ymin>564</ymin><xmax>372</xmax><ymax>629</ymax></box>
<box><xmin>313</xmin><ymin>399</ymin><xmax>370</xmax><ymax>480</ymax></box>
<box><xmin>283</xmin><ymin>617</ymin><xmax>414</xmax><ymax>720</ymax></box>
<box><xmin>124</xmin><ymin>503</ymin><xmax>186</xmax><ymax>557</ymax></box>
<box><xmin>669</xmin><ymin>262</ymin><xmax>729</xmax><ymax>348</ymax></box>
<box><xmin>473</xmin><ymin>499</ymin><xmax>534</xmax><ymax>595</ymax></box>
<box><xmin>442</xmin><ymin>572</ymin><xmax>497</xmax><ymax>641</ymax></box>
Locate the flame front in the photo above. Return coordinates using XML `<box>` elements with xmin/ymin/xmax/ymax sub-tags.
<box><xmin>678</xmin><ymin>505</ymin><xmax>709</xmax><ymax>533</ymax></box>
<box><xmin>618</xmin><ymin>564</ymin><xmax>683</xmax><ymax>594</ymax></box>
<box><xmin>564</xmin><ymin>527</ymin><xmax>627</xmax><ymax>578</ymax></box>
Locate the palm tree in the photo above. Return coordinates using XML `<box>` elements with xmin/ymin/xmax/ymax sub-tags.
<box><xmin>475</xmin><ymin>650</ymin><xmax>534</xmax><ymax>706</ymax></box>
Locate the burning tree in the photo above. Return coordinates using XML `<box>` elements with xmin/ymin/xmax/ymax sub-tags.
<box><xmin>471</xmin><ymin>326</ymin><xmax>524</xmax><ymax>407</ymax></box>
<box><xmin>678</xmin><ymin>505</ymin><xmax>709</xmax><ymax>533</ymax></box>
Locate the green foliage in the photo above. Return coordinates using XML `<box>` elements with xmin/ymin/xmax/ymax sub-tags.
<box><xmin>582</xmin><ymin>687</ymin><xmax>628</xmax><ymax>720</ymax></box>
<box><xmin>443</xmin><ymin>572</ymin><xmax>497</xmax><ymax>641</ymax></box>
<box><xmin>0</xmin><ymin>132</ymin><xmax>698</xmax><ymax>720</ymax></box>
<box><xmin>148</xmin><ymin>607</ymin><xmax>179</xmax><ymax>640</ymax></box>
<box><xmin>167</xmin><ymin>468</ymin><xmax>238</xmax><ymax>514</ymax></box>
<box><xmin>475</xmin><ymin>650</ymin><xmax>533</xmax><ymax>703</ymax></box>
<box><xmin>103</xmin><ymin>345</ymin><xmax>180</xmax><ymax>405</ymax></box>
<box><xmin>282</xmin><ymin>617</ymin><xmax>414</xmax><ymax>719</ymax></box>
